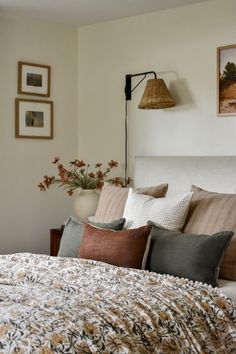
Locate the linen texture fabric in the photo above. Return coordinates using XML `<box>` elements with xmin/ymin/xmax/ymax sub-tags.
<box><xmin>93</xmin><ymin>183</ymin><xmax>168</xmax><ymax>222</ymax></box>
<box><xmin>57</xmin><ymin>216</ymin><xmax>126</xmax><ymax>257</ymax></box>
<box><xmin>146</xmin><ymin>224</ymin><xmax>233</xmax><ymax>287</ymax></box>
<box><xmin>79</xmin><ymin>223</ymin><xmax>152</xmax><ymax>269</ymax></box>
<box><xmin>123</xmin><ymin>188</ymin><xmax>192</xmax><ymax>230</ymax></box>
<box><xmin>183</xmin><ymin>185</ymin><xmax>236</xmax><ymax>280</ymax></box>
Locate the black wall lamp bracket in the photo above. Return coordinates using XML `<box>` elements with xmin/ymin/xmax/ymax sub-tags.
<box><xmin>125</xmin><ymin>71</ymin><xmax>157</xmax><ymax>100</ymax></box>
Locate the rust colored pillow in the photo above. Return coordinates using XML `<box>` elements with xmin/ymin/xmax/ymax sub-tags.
<box><xmin>94</xmin><ymin>183</ymin><xmax>168</xmax><ymax>223</ymax></box>
<box><xmin>183</xmin><ymin>185</ymin><xmax>236</xmax><ymax>280</ymax></box>
<box><xmin>79</xmin><ymin>223</ymin><xmax>152</xmax><ymax>269</ymax></box>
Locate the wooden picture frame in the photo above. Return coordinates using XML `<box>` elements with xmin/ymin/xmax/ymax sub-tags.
<box><xmin>217</xmin><ymin>44</ymin><xmax>236</xmax><ymax>116</ymax></box>
<box><xmin>15</xmin><ymin>98</ymin><xmax>53</xmax><ymax>139</ymax></box>
<box><xmin>18</xmin><ymin>61</ymin><xmax>51</xmax><ymax>97</ymax></box>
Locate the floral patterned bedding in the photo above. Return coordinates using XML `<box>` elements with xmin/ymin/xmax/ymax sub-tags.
<box><xmin>0</xmin><ymin>253</ymin><xmax>235</xmax><ymax>354</ymax></box>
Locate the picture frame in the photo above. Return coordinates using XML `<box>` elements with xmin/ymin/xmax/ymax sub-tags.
<box><xmin>217</xmin><ymin>44</ymin><xmax>236</xmax><ymax>116</ymax></box>
<box><xmin>18</xmin><ymin>61</ymin><xmax>51</xmax><ymax>97</ymax></box>
<box><xmin>15</xmin><ymin>98</ymin><xmax>53</xmax><ymax>139</ymax></box>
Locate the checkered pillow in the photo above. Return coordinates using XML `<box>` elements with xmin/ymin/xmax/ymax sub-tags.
<box><xmin>123</xmin><ymin>188</ymin><xmax>192</xmax><ymax>230</ymax></box>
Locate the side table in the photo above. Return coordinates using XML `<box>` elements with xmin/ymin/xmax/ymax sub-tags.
<box><xmin>50</xmin><ymin>227</ymin><xmax>64</xmax><ymax>256</ymax></box>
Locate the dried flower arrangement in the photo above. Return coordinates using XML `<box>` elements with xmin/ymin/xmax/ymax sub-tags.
<box><xmin>38</xmin><ymin>157</ymin><xmax>131</xmax><ymax>195</ymax></box>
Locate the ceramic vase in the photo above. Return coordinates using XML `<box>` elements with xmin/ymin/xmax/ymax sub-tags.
<box><xmin>74</xmin><ymin>189</ymin><xmax>99</xmax><ymax>221</ymax></box>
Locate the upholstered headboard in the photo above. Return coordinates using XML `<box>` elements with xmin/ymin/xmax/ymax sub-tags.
<box><xmin>134</xmin><ymin>156</ymin><xmax>236</xmax><ymax>196</ymax></box>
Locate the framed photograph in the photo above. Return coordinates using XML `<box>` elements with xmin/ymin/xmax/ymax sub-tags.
<box><xmin>217</xmin><ymin>44</ymin><xmax>236</xmax><ymax>116</ymax></box>
<box><xmin>18</xmin><ymin>61</ymin><xmax>51</xmax><ymax>97</ymax></box>
<box><xmin>15</xmin><ymin>98</ymin><xmax>53</xmax><ymax>139</ymax></box>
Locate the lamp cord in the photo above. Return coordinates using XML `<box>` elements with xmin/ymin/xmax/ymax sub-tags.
<box><xmin>125</xmin><ymin>99</ymin><xmax>128</xmax><ymax>187</ymax></box>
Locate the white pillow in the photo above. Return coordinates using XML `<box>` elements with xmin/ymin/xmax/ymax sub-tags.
<box><xmin>123</xmin><ymin>188</ymin><xmax>192</xmax><ymax>230</ymax></box>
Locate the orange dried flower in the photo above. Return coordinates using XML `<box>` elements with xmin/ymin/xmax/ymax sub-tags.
<box><xmin>75</xmin><ymin>160</ymin><xmax>86</xmax><ymax>168</ymax></box>
<box><xmin>95</xmin><ymin>163</ymin><xmax>102</xmax><ymax>168</ymax></box>
<box><xmin>109</xmin><ymin>176</ymin><xmax>131</xmax><ymax>188</ymax></box>
<box><xmin>57</xmin><ymin>164</ymin><xmax>67</xmax><ymax>179</ymax></box>
<box><xmin>96</xmin><ymin>181</ymin><xmax>104</xmax><ymax>190</ymax></box>
<box><xmin>43</xmin><ymin>175</ymin><xmax>55</xmax><ymax>188</ymax></box>
<box><xmin>111</xmin><ymin>177</ymin><xmax>122</xmax><ymax>186</ymax></box>
<box><xmin>96</xmin><ymin>170</ymin><xmax>104</xmax><ymax>179</ymax></box>
<box><xmin>108</xmin><ymin>160</ymin><xmax>118</xmax><ymax>169</ymax></box>
<box><xmin>38</xmin><ymin>182</ymin><xmax>46</xmax><ymax>191</ymax></box>
<box><xmin>52</xmin><ymin>156</ymin><xmax>60</xmax><ymax>164</ymax></box>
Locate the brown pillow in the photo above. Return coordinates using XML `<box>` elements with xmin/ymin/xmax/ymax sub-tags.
<box><xmin>79</xmin><ymin>223</ymin><xmax>152</xmax><ymax>269</ymax></box>
<box><xmin>183</xmin><ymin>185</ymin><xmax>236</xmax><ymax>280</ymax></box>
<box><xmin>94</xmin><ymin>183</ymin><xmax>168</xmax><ymax>222</ymax></box>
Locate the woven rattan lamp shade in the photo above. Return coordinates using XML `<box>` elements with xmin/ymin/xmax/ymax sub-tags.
<box><xmin>138</xmin><ymin>78</ymin><xmax>175</xmax><ymax>109</ymax></box>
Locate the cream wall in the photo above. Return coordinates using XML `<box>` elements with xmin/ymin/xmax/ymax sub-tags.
<box><xmin>78</xmin><ymin>0</ymin><xmax>236</xmax><ymax>179</ymax></box>
<box><xmin>0</xmin><ymin>15</ymin><xmax>78</xmax><ymax>254</ymax></box>
<box><xmin>2</xmin><ymin>0</ymin><xmax>236</xmax><ymax>254</ymax></box>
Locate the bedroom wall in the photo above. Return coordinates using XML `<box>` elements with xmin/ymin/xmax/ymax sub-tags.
<box><xmin>77</xmin><ymin>0</ymin><xmax>236</xmax><ymax>179</ymax></box>
<box><xmin>0</xmin><ymin>15</ymin><xmax>78</xmax><ymax>254</ymax></box>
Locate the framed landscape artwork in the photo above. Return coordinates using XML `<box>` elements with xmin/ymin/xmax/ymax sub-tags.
<box><xmin>18</xmin><ymin>62</ymin><xmax>51</xmax><ymax>97</ymax></box>
<box><xmin>15</xmin><ymin>98</ymin><xmax>53</xmax><ymax>139</ymax></box>
<box><xmin>217</xmin><ymin>44</ymin><xmax>236</xmax><ymax>116</ymax></box>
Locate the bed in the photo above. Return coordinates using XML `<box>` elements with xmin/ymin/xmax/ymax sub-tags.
<box><xmin>135</xmin><ymin>156</ymin><xmax>236</xmax><ymax>305</ymax></box>
<box><xmin>0</xmin><ymin>156</ymin><xmax>236</xmax><ymax>353</ymax></box>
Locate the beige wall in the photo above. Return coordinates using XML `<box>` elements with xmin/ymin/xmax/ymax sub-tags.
<box><xmin>78</xmin><ymin>0</ymin><xmax>236</xmax><ymax>179</ymax></box>
<box><xmin>2</xmin><ymin>0</ymin><xmax>236</xmax><ymax>254</ymax></box>
<box><xmin>0</xmin><ymin>15</ymin><xmax>78</xmax><ymax>254</ymax></box>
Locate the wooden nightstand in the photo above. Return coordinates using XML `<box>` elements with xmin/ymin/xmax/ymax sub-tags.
<box><xmin>50</xmin><ymin>227</ymin><xmax>64</xmax><ymax>256</ymax></box>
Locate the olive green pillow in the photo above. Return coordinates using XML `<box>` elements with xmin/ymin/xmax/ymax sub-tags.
<box><xmin>146</xmin><ymin>224</ymin><xmax>233</xmax><ymax>286</ymax></box>
<box><xmin>58</xmin><ymin>216</ymin><xmax>126</xmax><ymax>257</ymax></box>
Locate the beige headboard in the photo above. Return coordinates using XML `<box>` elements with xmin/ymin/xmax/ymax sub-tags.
<box><xmin>134</xmin><ymin>156</ymin><xmax>236</xmax><ymax>196</ymax></box>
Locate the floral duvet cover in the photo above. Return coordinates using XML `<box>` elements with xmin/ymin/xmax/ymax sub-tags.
<box><xmin>0</xmin><ymin>253</ymin><xmax>235</xmax><ymax>354</ymax></box>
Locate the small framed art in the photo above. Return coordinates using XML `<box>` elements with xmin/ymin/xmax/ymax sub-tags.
<box><xmin>18</xmin><ymin>61</ymin><xmax>51</xmax><ymax>97</ymax></box>
<box><xmin>15</xmin><ymin>98</ymin><xmax>53</xmax><ymax>139</ymax></box>
<box><xmin>217</xmin><ymin>44</ymin><xmax>236</xmax><ymax>116</ymax></box>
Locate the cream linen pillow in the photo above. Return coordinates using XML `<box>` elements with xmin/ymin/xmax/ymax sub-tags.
<box><xmin>123</xmin><ymin>188</ymin><xmax>192</xmax><ymax>230</ymax></box>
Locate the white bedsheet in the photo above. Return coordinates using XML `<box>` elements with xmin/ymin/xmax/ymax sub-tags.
<box><xmin>218</xmin><ymin>279</ymin><xmax>236</xmax><ymax>303</ymax></box>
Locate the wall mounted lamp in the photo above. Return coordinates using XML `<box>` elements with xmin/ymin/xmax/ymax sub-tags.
<box><xmin>125</xmin><ymin>71</ymin><xmax>175</xmax><ymax>109</ymax></box>
<box><xmin>124</xmin><ymin>71</ymin><xmax>175</xmax><ymax>184</ymax></box>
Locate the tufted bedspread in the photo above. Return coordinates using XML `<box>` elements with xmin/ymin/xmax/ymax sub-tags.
<box><xmin>0</xmin><ymin>253</ymin><xmax>235</xmax><ymax>353</ymax></box>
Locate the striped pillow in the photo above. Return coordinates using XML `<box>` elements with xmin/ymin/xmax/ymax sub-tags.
<box><xmin>183</xmin><ymin>185</ymin><xmax>236</xmax><ymax>281</ymax></box>
<box><xmin>94</xmin><ymin>183</ymin><xmax>168</xmax><ymax>223</ymax></box>
<box><xmin>123</xmin><ymin>188</ymin><xmax>192</xmax><ymax>230</ymax></box>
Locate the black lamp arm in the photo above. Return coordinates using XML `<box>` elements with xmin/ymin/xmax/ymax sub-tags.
<box><xmin>125</xmin><ymin>71</ymin><xmax>157</xmax><ymax>100</ymax></box>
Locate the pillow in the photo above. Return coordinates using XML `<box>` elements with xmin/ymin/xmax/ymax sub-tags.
<box><xmin>123</xmin><ymin>188</ymin><xmax>192</xmax><ymax>230</ymax></box>
<box><xmin>57</xmin><ymin>216</ymin><xmax>126</xmax><ymax>257</ymax></box>
<box><xmin>183</xmin><ymin>185</ymin><xmax>236</xmax><ymax>281</ymax></box>
<box><xmin>93</xmin><ymin>183</ymin><xmax>168</xmax><ymax>222</ymax></box>
<box><xmin>146</xmin><ymin>224</ymin><xmax>233</xmax><ymax>287</ymax></box>
<box><xmin>79</xmin><ymin>223</ymin><xmax>152</xmax><ymax>269</ymax></box>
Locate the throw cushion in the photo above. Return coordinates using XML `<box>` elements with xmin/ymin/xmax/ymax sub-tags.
<box><xmin>79</xmin><ymin>224</ymin><xmax>152</xmax><ymax>269</ymax></box>
<box><xmin>123</xmin><ymin>188</ymin><xmax>192</xmax><ymax>230</ymax></box>
<box><xmin>183</xmin><ymin>185</ymin><xmax>236</xmax><ymax>281</ymax></box>
<box><xmin>93</xmin><ymin>183</ymin><xmax>168</xmax><ymax>222</ymax></box>
<box><xmin>57</xmin><ymin>216</ymin><xmax>126</xmax><ymax>257</ymax></box>
<box><xmin>146</xmin><ymin>224</ymin><xmax>233</xmax><ymax>286</ymax></box>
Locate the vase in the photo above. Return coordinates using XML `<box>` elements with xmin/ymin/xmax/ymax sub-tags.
<box><xmin>74</xmin><ymin>189</ymin><xmax>100</xmax><ymax>221</ymax></box>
